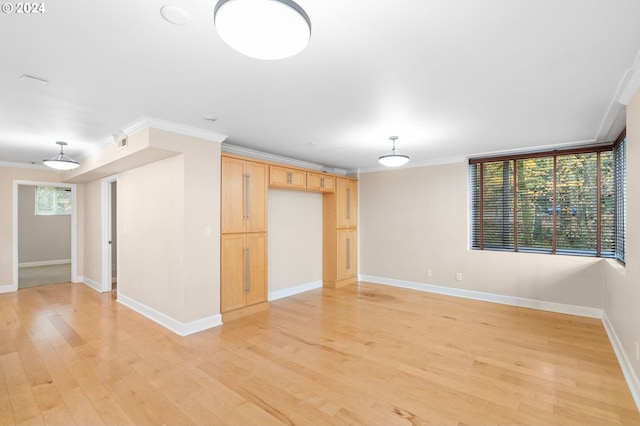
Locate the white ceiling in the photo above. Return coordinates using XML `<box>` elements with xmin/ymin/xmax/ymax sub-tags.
<box><xmin>1</xmin><ymin>0</ymin><xmax>639</xmax><ymax>172</ymax></box>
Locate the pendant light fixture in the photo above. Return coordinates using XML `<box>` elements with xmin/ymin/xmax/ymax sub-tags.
<box><xmin>43</xmin><ymin>141</ymin><xmax>80</xmax><ymax>171</ymax></box>
<box><xmin>214</xmin><ymin>0</ymin><xmax>311</xmax><ymax>60</ymax></box>
<box><xmin>378</xmin><ymin>136</ymin><xmax>409</xmax><ymax>167</ymax></box>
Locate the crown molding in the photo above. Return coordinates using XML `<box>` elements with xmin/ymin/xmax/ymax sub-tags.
<box><xmin>357</xmin><ymin>155</ymin><xmax>465</xmax><ymax>174</ymax></box>
<box><xmin>122</xmin><ymin>116</ymin><xmax>228</xmax><ymax>143</ymax></box>
<box><xmin>618</xmin><ymin>49</ymin><xmax>640</xmax><ymax>106</ymax></box>
<box><xmin>222</xmin><ymin>143</ymin><xmax>325</xmax><ymax>171</ymax></box>
<box><xmin>0</xmin><ymin>161</ymin><xmax>50</xmax><ymax>170</ymax></box>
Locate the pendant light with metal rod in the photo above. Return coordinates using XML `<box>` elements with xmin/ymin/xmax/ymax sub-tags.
<box><xmin>213</xmin><ymin>0</ymin><xmax>311</xmax><ymax>60</ymax></box>
<box><xmin>43</xmin><ymin>141</ymin><xmax>80</xmax><ymax>171</ymax></box>
<box><xmin>378</xmin><ymin>136</ymin><xmax>409</xmax><ymax>167</ymax></box>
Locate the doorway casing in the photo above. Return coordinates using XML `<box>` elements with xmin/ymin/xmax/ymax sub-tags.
<box><xmin>101</xmin><ymin>175</ymin><xmax>118</xmax><ymax>293</ymax></box>
<box><xmin>11</xmin><ymin>180</ymin><xmax>78</xmax><ymax>292</ymax></box>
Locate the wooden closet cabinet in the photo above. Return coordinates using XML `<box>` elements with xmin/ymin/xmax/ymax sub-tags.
<box><xmin>221</xmin><ymin>155</ymin><xmax>269</xmax><ymax>321</ymax></box>
<box><xmin>323</xmin><ymin>177</ymin><xmax>358</xmax><ymax>288</ymax></box>
<box><xmin>220</xmin><ymin>233</ymin><xmax>267</xmax><ymax>316</ymax></box>
<box><xmin>221</xmin><ymin>156</ymin><xmax>267</xmax><ymax>234</ymax></box>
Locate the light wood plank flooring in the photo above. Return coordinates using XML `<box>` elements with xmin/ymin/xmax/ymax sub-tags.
<box><xmin>0</xmin><ymin>281</ymin><xmax>638</xmax><ymax>425</ymax></box>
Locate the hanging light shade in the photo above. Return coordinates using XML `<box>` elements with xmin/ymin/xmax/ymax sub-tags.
<box><xmin>43</xmin><ymin>141</ymin><xmax>80</xmax><ymax>171</ymax></box>
<box><xmin>379</xmin><ymin>136</ymin><xmax>409</xmax><ymax>167</ymax></box>
<box><xmin>214</xmin><ymin>0</ymin><xmax>311</xmax><ymax>60</ymax></box>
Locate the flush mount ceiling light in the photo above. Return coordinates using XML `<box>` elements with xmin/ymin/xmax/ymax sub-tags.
<box><xmin>213</xmin><ymin>0</ymin><xmax>311</xmax><ymax>60</ymax></box>
<box><xmin>43</xmin><ymin>141</ymin><xmax>80</xmax><ymax>171</ymax></box>
<box><xmin>379</xmin><ymin>136</ymin><xmax>410</xmax><ymax>167</ymax></box>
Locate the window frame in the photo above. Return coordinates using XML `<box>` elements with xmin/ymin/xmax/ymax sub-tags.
<box><xmin>35</xmin><ymin>186</ymin><xmax>72</xmax><ymax>216</ymax></box>
<box><xmin>470</xmin><ymin>144</ymin><xmax>619</xmax><ymax>258</ymax></box>
<box><xmin>613</xmin><ymin>133</ymin><xmax>626</xmax><ymax>263</ymax></box>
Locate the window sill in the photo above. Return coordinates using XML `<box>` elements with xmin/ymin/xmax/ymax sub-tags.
<box><xmin>604</xmin><ymin>258</ymin><xmax>626</xmax><ymax>275</ymax></box>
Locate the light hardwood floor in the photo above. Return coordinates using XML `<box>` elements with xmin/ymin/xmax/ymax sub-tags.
<box><xmin>0</xmin><ymin>281</ymin><xmax>638</xmax><ymax>425</ymax></box>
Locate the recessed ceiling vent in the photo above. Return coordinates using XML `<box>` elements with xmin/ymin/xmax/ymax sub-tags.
<box><xmin>117</xmin><ymin>136</ymin><xmax>128</xmax><ymax>149</ymax></box>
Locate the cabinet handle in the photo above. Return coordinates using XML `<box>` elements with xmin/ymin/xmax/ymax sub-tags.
<box><xmin>321</xmin><ymin>177</ymin><xmax>325</xmax><ymax>189</ymax></box>
<box><xmin>346</xmin><ymin>187</ymin><xmax>351</xmax><ymax>219</ymax></box>
<box><xmin>287</xmin><ymin>171</ymin><xmax>292</xmax><ymax>184</ymax></box>
<box><xmin>246</xmin><ymin>174</ymin><xmax>251</xmax><ymax>219</ymax></box>
<box><xmin>243</xmin><ymin>174</ymin><xmax>249</xmax><ymax>219</ymax></box>
<box><xmin>244</xmin><ymin>247</ymin><xmax>251</xmax><ymax>292</ymax></box>
<box><xmin>346</xmin><ymin>237</ymin><xmax>351</xmax><ymax>270</ymax></box>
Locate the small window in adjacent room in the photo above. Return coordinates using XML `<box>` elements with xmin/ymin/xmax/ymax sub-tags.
<box><xmin>35</xmin><ymin>186</ymin><xmax>72</xmax><ymax>216</ymax></box>
<box><xmin>470</xmin><ymin>140</ymin><xmax>626</xmax><ymax>260</ymax></box>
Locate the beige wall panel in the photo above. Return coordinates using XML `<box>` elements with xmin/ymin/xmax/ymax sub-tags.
<box><xmin>268</xmin><ymin>189</ymin><xmax>322</xmax><ymax>292</ymax></box>
<box><xmin>604</xmin><ymin>87</ymin><xmax>640</xmax><ymax>381</ymax></box>
<box><xmin>118</xmin><ymin>155</ymin><xmax>185</xmax><ymax>321</ymax></box>
<box><xmin>359</xmin><ymin>162</ymin><xmax>604</xmax><ymax>309</ymax></box>
<box><xmin>82</xmin><ymin>179</ymin><xmax>102</xmax><ymax>283</ymax></box>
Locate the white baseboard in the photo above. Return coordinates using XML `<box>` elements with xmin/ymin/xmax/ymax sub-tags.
<box><xmin>19</xmin><ymin>259</ymin><xmax>71</xmax><ymax>268</ymax></box>
<box><xmin>268</xmin><ymin>280</ymin><xmax>323</xmax><ymax>301</ymax></box>
<box><xmin>0</xmin><ymin>283</ymin><xmax>18</xmax><ymax>293</ymax></box>
<box><xmin>117</xmin><ymin>293</ymin><xmax>222</xmax><ymax>336</ymax></box>
<box><xmin>81</xmin><ymin>277</ymin><xmax>103</xmax><ymax>293</ymax></box>
<box><xmin>602</xmin><ymin>313</ymin><xmax>640</xmax><ymax>411</ymax></box>
<box><xmin>359</xmin><ymin>275</ymin><xmax>603</xmax><ymax>319</ymax></box>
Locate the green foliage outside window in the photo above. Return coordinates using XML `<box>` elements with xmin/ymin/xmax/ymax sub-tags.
<box><xmin>470</xmin><ymin>145</ymin><xmax>623</xmax><ymax>259</ymax></box>
<box><xmin>35</xmin><ymin>186</ymin><xmax>72</xmax><ymax>216</ymax></box>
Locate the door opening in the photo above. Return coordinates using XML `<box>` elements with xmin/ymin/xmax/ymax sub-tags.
<box><xmin>101</xmin><ymin>175</ymin><xmax>118</xmax><ymax>293</ymax></box>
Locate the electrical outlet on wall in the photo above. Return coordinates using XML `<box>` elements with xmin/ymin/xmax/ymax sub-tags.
<box><xmin>426</xmin><ymin>269</ymin><xmax>432</xmax><ymax>278</ymax></box>
<box><xmin>455</xmin><ymin>272</ymin><xmax>462</xmax><ymax>281</ymax></box>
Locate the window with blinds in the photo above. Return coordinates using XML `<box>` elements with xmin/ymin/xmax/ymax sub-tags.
<box><xmin>614</xmin><ymin>137</ymin><xmax>626</xmax><ymax>262</ymax></box>
<box><xmin>470</xmin><ymin>144</ymin><xmax>625</xmax><ymax>260</ymax></box>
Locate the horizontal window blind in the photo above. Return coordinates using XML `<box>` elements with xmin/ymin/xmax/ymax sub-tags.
<box><xmin>614</xmin><ymin>138</ymin><xmax>626</xmax><ymax>262</ymax></box>
<box><xmin>470</xmin><ymin>144</ymin><xmax>622</xmax><ymax>259</ymax></box>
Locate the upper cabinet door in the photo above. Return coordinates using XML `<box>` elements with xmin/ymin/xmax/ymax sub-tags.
<box><xmin>269</xmin><ymin>165</ymin><xmax>306</xmax><ymax>190</ymax></box>
<box><xmin>307</xmin><ymin>172</ymin><xmax>335</xmax><ymax>193</ymax></box>
<box><xmin>221</xmin><ymin>157</ymin><xmax>267</xmax><ymax>234</ymax></box>
<box><xmin>336</xmin><ymin>178</ymin><xmax>358</xmax><ymax>228</ymax></box>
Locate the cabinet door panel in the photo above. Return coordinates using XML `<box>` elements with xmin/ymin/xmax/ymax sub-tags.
<box><xmin>321</xmin><ymin>175</ymin><xmax>336</xmax><ymax>192</ymax></box>
<box><xmin>336</xmin><ymin>178</ymin><xmax>357</xmax><ymax>228</ymax></box>
<box><xmin>246</xmin><ymin>161</ymin><xmax>267</xmax><ymax>232</ymax></box>
<box><xmin>336</xmin><ymin>228</ymin><xmax>357</xmax><ymax>282</ymax></box>
<box><xmin>221</xmin><ymin>157</ymin><xmax>246</xmax><ymax>234</ymax></box>
<box><xmin>245</xmin><ymin>233</ymin><xmax>267</xmax><ymax>306</ymax></box>
<box><xmin>307</xmin><ymin>172</ymin><xmax>335</xmax><ymax>193</ymax></box>
<box><xmin>348</xmin><ymin>181</ymin><xmax>358</xmax><ymax>227</ymax></box>
<box><xmin>269</xmin><ymin>165</ymin><xmax>290</xmax><ymax>187</ymax></box>
<box><xmin>270</xmin><ymin>165</ymin><xmax>306</xmax><ymax>189</ymax></box>
<box><xmin>221</xmin><ymin>234</ymin><xmax>246</xmax><ymax>312</ymax></box>
<box><xmin>289</xmin><ymin>169</ymin><xmax>306</xmax><ymax>188</ymax></box>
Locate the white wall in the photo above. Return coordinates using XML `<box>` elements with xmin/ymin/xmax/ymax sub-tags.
<box><xmin>18</xmin><ymin>185</ymin><xmax>71</xmax><ymax>263</ymax></box>
<box><xmin>604</xmin><ymin>87</ymin><xmax>640</xmax><ymax>385</ymax></box>
<box><xmin>359</xmin><ymin>161</ymin><xmax>605</xmax><ymax>309</ymax></box>
<box><xmin>268</xmin><ymin>189</ymin><xmax>322</xmax><ymax>293</ymax></box>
